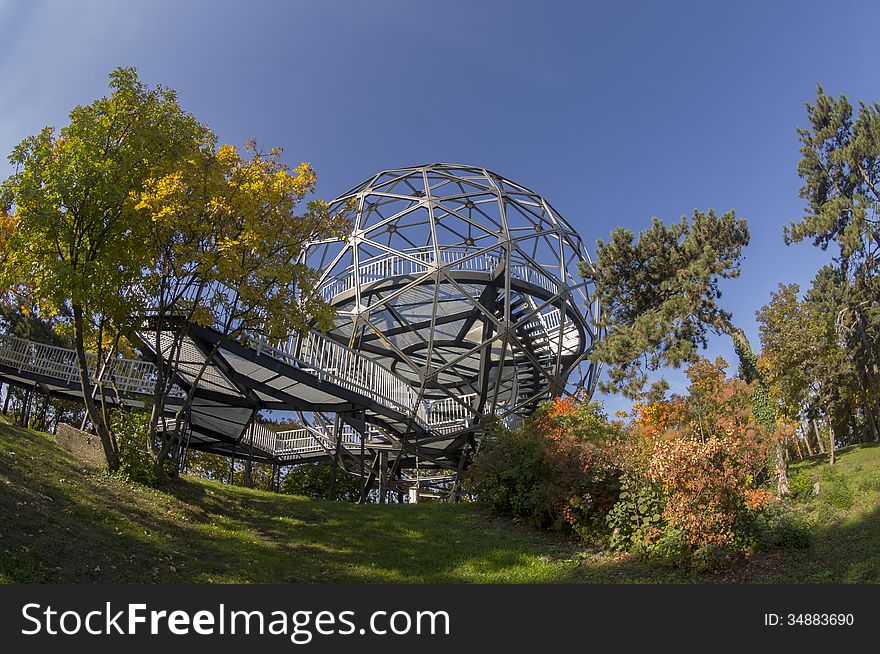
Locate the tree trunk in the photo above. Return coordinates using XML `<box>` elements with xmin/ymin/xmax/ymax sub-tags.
<box><xmin>813</xmin><ymin>419</ymin><xmax>826</xmax><ymax>454</ymax></box>
<box><xmin>776</xmin><ymin>443</ymin><xmax>790</xmax><ymax>497</ymax></box>
<box><xmin>856</xmin><ymin>314</ymin><xmax>880</xmax><ymax>441</ymax></box>
<box><xmin>792</xmin><ymin>430</ymin><xmax>804</xmax><ymax>459</ymax></box>
<box><xmin>828</xmin><ymin>421</ymin><xmax>836</xmax><ymax>465</ymax></box>
<box><xmin>854</xmin><ymin>374</ymin><xmax>878</xmax><ymax>441</ymax></box>
<box><xmin>72</xmin><ymin>305</ymin><xmax>119</xmax><ymax>470</ymax></box>
<box><xmin>20</xmin><ymin>387</ymin><xmax>32</xmax><ymax>427</ymax></box>
<box><xmin>243</xmin><ymin>459</ymin><xmax>253</xmax><ymax>488</ymax></box>
<box><xmin>800</xmin><ymin>423</ymin><xmax>814</xmax><ymax>456</ymax></box>
<box><xmin>866</xmin><ymin>371</ymin><xmax>880</xmax><ymax>442</ymax></box>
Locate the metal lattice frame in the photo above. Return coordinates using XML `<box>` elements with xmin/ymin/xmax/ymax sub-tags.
<box><xmin>304</xmin><ymin>163</ymin><xmax>600</xmax><ymax>429</ymax></box>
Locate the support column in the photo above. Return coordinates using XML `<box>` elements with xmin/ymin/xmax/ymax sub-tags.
<box><xmin>358</xmin><ymin>412</ymin><xmax>367</xmax><ymax>503</ymax></box>
<box><xmin>328</xmin><ymin>415</ymin><xmax>343</xmax><ymax>501</ymax></box>
<box><xmin>378</xmin><ymin>450</ymin><xmax>388</xmax><ymax>504</ymax></box>
<box><xmin>449</xmin><ymin>448</ymin><xmax>468</xmax><ymax>503</ymax></box>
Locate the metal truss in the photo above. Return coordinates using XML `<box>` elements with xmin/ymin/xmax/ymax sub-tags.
<box><xmin>306</xmin><ymin>163</ymin><xmax>599</xmax><ymax>419</ymax></box>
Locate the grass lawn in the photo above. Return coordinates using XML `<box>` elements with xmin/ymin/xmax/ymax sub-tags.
<box><xmin>1</xmin><ymin>415</ymin><xmax>878</xmax><ymax>583</ymax></box>
<box><xmin>755</xmin><ymin>442</ymin><xmax>880</xmax><ymax>583</ymax></box>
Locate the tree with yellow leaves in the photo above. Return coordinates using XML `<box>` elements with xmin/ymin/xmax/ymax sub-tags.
<box><xmin>134</xmin><ymin>138</ymin><xmax>348</xmax><ymax>477</ymax></box>
<box><xmin>1</xmin><ymin>68</ymin><xmax>348</xmax><ymax>476</ymax></box>
<box><xmin>0</xmin><ymin>68</ymin><xmax>211</xmax><ymax>469</ymax></box>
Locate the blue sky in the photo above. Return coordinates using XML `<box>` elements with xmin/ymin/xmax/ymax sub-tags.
<box><xmin>1</xmin><ymin>0</ymin><xmax>876</xmax><ymax>412</ymax></box>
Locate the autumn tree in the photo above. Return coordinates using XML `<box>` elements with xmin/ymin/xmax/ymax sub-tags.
<box><xmin>0</xmin><ymin>68</ymin><xmax>210</xmax><ymax>469</ymax></box>
<box><xmin>133</xmin><ymin>140</ymin><xmax>349</xmax><ymax>477</ymax></box>
<box><xmin>757</xmin><ymin>274</ymin><xmax>871</xmax><ymax>464</ymax></box>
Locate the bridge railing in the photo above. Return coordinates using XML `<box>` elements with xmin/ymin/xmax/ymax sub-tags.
<box><xmin>262</xmin><ymin>330</ymin><xmax>430</xmax><ymax>425</ymax></box>
<box><xmin>0</xmin><ymin>333</ymin><xmax>169</xmax><ymax>398</ymax></box>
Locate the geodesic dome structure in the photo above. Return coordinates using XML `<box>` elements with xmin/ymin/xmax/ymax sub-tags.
<box><xmin>303</xmin><ymin>163</ymin><xmax>600</xmax><ymax>428</ymax></box>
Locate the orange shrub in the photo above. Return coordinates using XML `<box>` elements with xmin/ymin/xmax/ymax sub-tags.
<box><xmin>647</xmin><ymin>378</ymin><xmax>773</xmax><ymax>547</ymax></box>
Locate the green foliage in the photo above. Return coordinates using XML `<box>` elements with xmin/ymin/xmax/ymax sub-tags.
<box><xmin>0</xmin><ymin>67</ymin><xmax>349</xmax><ymax>475</ymax></box>
<box><xmin>465</xmin><ymin>424</ymin><xmax>553</xmax><ymax>529</ymax></box>
<box><xmin>691</xmin><ymin>544</ymin><xmax>733</xmax><ymax>573</ymax></box>
<box><xmin>786</xmin><ymin>86</ymin><xmax>880</xmax><ymax>269</ymax></box>
<box><xmin>0</xmin><ymin>67</ymin><xmax>215</xmax><ymax>470</ymax></box>
<box><xmin>820</xmin><ymin>468</ymin><xmax>854</xmax><ymax>509</ymax></box>
<box><xmin>788</xmin><ymin>470</ymin><xmax>816</xmax><ymax>503</ymax></box>
<box><xmin>111</xmin><ymin>410</ymin><xmax>158</xmax><ymax>487</ymax></box>
<box><xmin>605</xmin><ymin>476</ymin><xmax>665</xmax><ymax>551</ymax></box>
<box><xmin>731</xmin><ymin>330</ymin><xmax>776</xmax><ymax>432</ymax></box>
<box><xmin>780</xmin><ymin>86</ymin><xmax>880</xmax><ymax>446</ymax></box>
<box><xmin>465</xmin><ymin>399</ymin><xmax>621</xmax><ymax>536</ymax></box>
<box><xmin>184</xmin><ymin>450</ymin><xmax>231</xmax><ymax>484</ymax></box>
<box><xmin>0</xmin><ymin>66</ymin><xmax>209</xmax><ymax>325</ymax></box>
<box><xmin>581</xmin><ymin>209</ymin><xmax>750</xmax><ymax>398</ymax></box>
<box><xmin>649</xmin><ymin>529</ymin><xmax>691</xmax><ymax>568</ymax></box>
<box><xmin>754</xmin><ymin>503</ymin><xmax>812</xmax><ymax>550</ymax></box>
<box><xmin>280</xmin><ymin>462</ymin><xmax>362</xmax><ymax>503</ymax></box>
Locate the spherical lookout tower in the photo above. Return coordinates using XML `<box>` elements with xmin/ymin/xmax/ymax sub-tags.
<box><xmin>303</xmin><ymin>163</ymin><xmax>600</xmax><ymax>430</ymax></box>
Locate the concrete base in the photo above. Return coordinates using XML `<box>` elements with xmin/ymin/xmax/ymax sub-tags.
<box><xmin>55</xmin><ymin>423</ymin><xmax>106</xmax><ymax>467</ymax></box>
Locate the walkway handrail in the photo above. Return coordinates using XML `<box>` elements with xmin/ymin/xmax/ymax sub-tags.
<box><xmin>0</xmin><ymin>333</ymin><xmax>177</xmax><ymax>398</ymax></box>
<box><xmin>250</xmin><ymin>330</ymin><xmax>430</xmax><ymax>425</ymax></box>
<box><xmin>316</xmin><ymin>246</ymin><xmax>561</xmax><ymax>302</ymax></box>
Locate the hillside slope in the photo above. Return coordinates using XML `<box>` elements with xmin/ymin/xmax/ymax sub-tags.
<box><xmin>1</xmin><ymin>416</ymin><xmax>878</xmax><ymax>583</ymax></box>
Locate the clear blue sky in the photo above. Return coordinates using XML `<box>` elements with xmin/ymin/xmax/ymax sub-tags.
<box><xmin>1</xmin><ymin>0</ymin><xmax>876</xmax><ymax>411</ymax></box>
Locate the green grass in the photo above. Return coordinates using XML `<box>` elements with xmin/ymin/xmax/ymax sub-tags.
<box><xmin>1</xmin><ymin>415</ymin><xmax>878</xmax><ymax>583</ymax></box>
<box><xmin>755</xmin><ymin>442</ymin><xmax>880</xmax><ymax>583</ymax></box>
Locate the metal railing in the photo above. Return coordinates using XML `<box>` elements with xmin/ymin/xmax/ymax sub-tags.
<box><xmin>521</xmin><ymin>308</ymin><xmax>582</xmax><ymax>355</ymax></box>
<box><xmin>424</xmin><ymin>393</ymin><xmax>476</xmax><ymax>426</ymax></box>
<box><xmin>248</xmin><ymin>330</ymin><xmax>430</xmax><ymax>425</ymax></box>
<box><xmin>1</xmin><ymin>328</ymin><xmax>476</xmax><ymax>461</ymax></box>
<box><xmin>0</xmin><ymin>333</ymin><xmax>179</xmax><ymax>399</ymax></box>
<box><xmin>243</xmin><ymin>418</ymin><xmax>392</xmax><ymax>461</ymax></box>
<box><xmin>316</xmin><ymin>247</ymin><xmax>561</xmax><ymax>301</ymax></box>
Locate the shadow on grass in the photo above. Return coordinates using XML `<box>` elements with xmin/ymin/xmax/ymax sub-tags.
<box><xmin>6</xmin><ymin>421</ymin><xmax>876</xmax><ymax>584</ymax></box>
<box><xmin>0</xmin><ymin>422</ymin><xmax>679</xmax><ymax>583</ymax></box>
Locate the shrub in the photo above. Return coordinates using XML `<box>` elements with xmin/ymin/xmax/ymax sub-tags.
<box><xmin>646</xmin><ymin>377</ymin><xmax>774</xmax><ymax>549</ymax></box>
<box><xmin>788</xmin><ymin>470</ymin><xmax>816</xmax><ymax>502</ymax></box>
<box><xmin>470</xmin><ymin>359</ymin><xmax>789</xmax><ymax>565</ymax></box>
<box><xmin>465</xmin><ymin>423</ymin><xmax>553</xmax><ymax>528</ymax></box>
<box><xmin>606</xmin><ymin>476</ymin><xmax>665</xmax><ymax>551</ymax></box>
<box><xmin>820</xmin><ymin>468</ymin><xmax>853</xmax><ymax>509</ymax></box>
<box><xmin>466</xmin><ymin>398</ymin><xmax>621</xmax><ymax>537</ymax></box>
<box><xmin>652</xmin><ymin>528</ymin><xmax>690</xmax><ymax>567</ymax></box>
<box><xmin>691</xmin><ymin>543</ymin><xmax>733</xmax><ymax>573</ymax></box>
<box><xmin>754</xmin><ymin>504</ymin><xmax>811</xmax><ymax>550</ymax></box>
<box><xmin>112</xmin><ymin>410</ymin><xmax>157</xmax><ymax>487</ymax></box>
